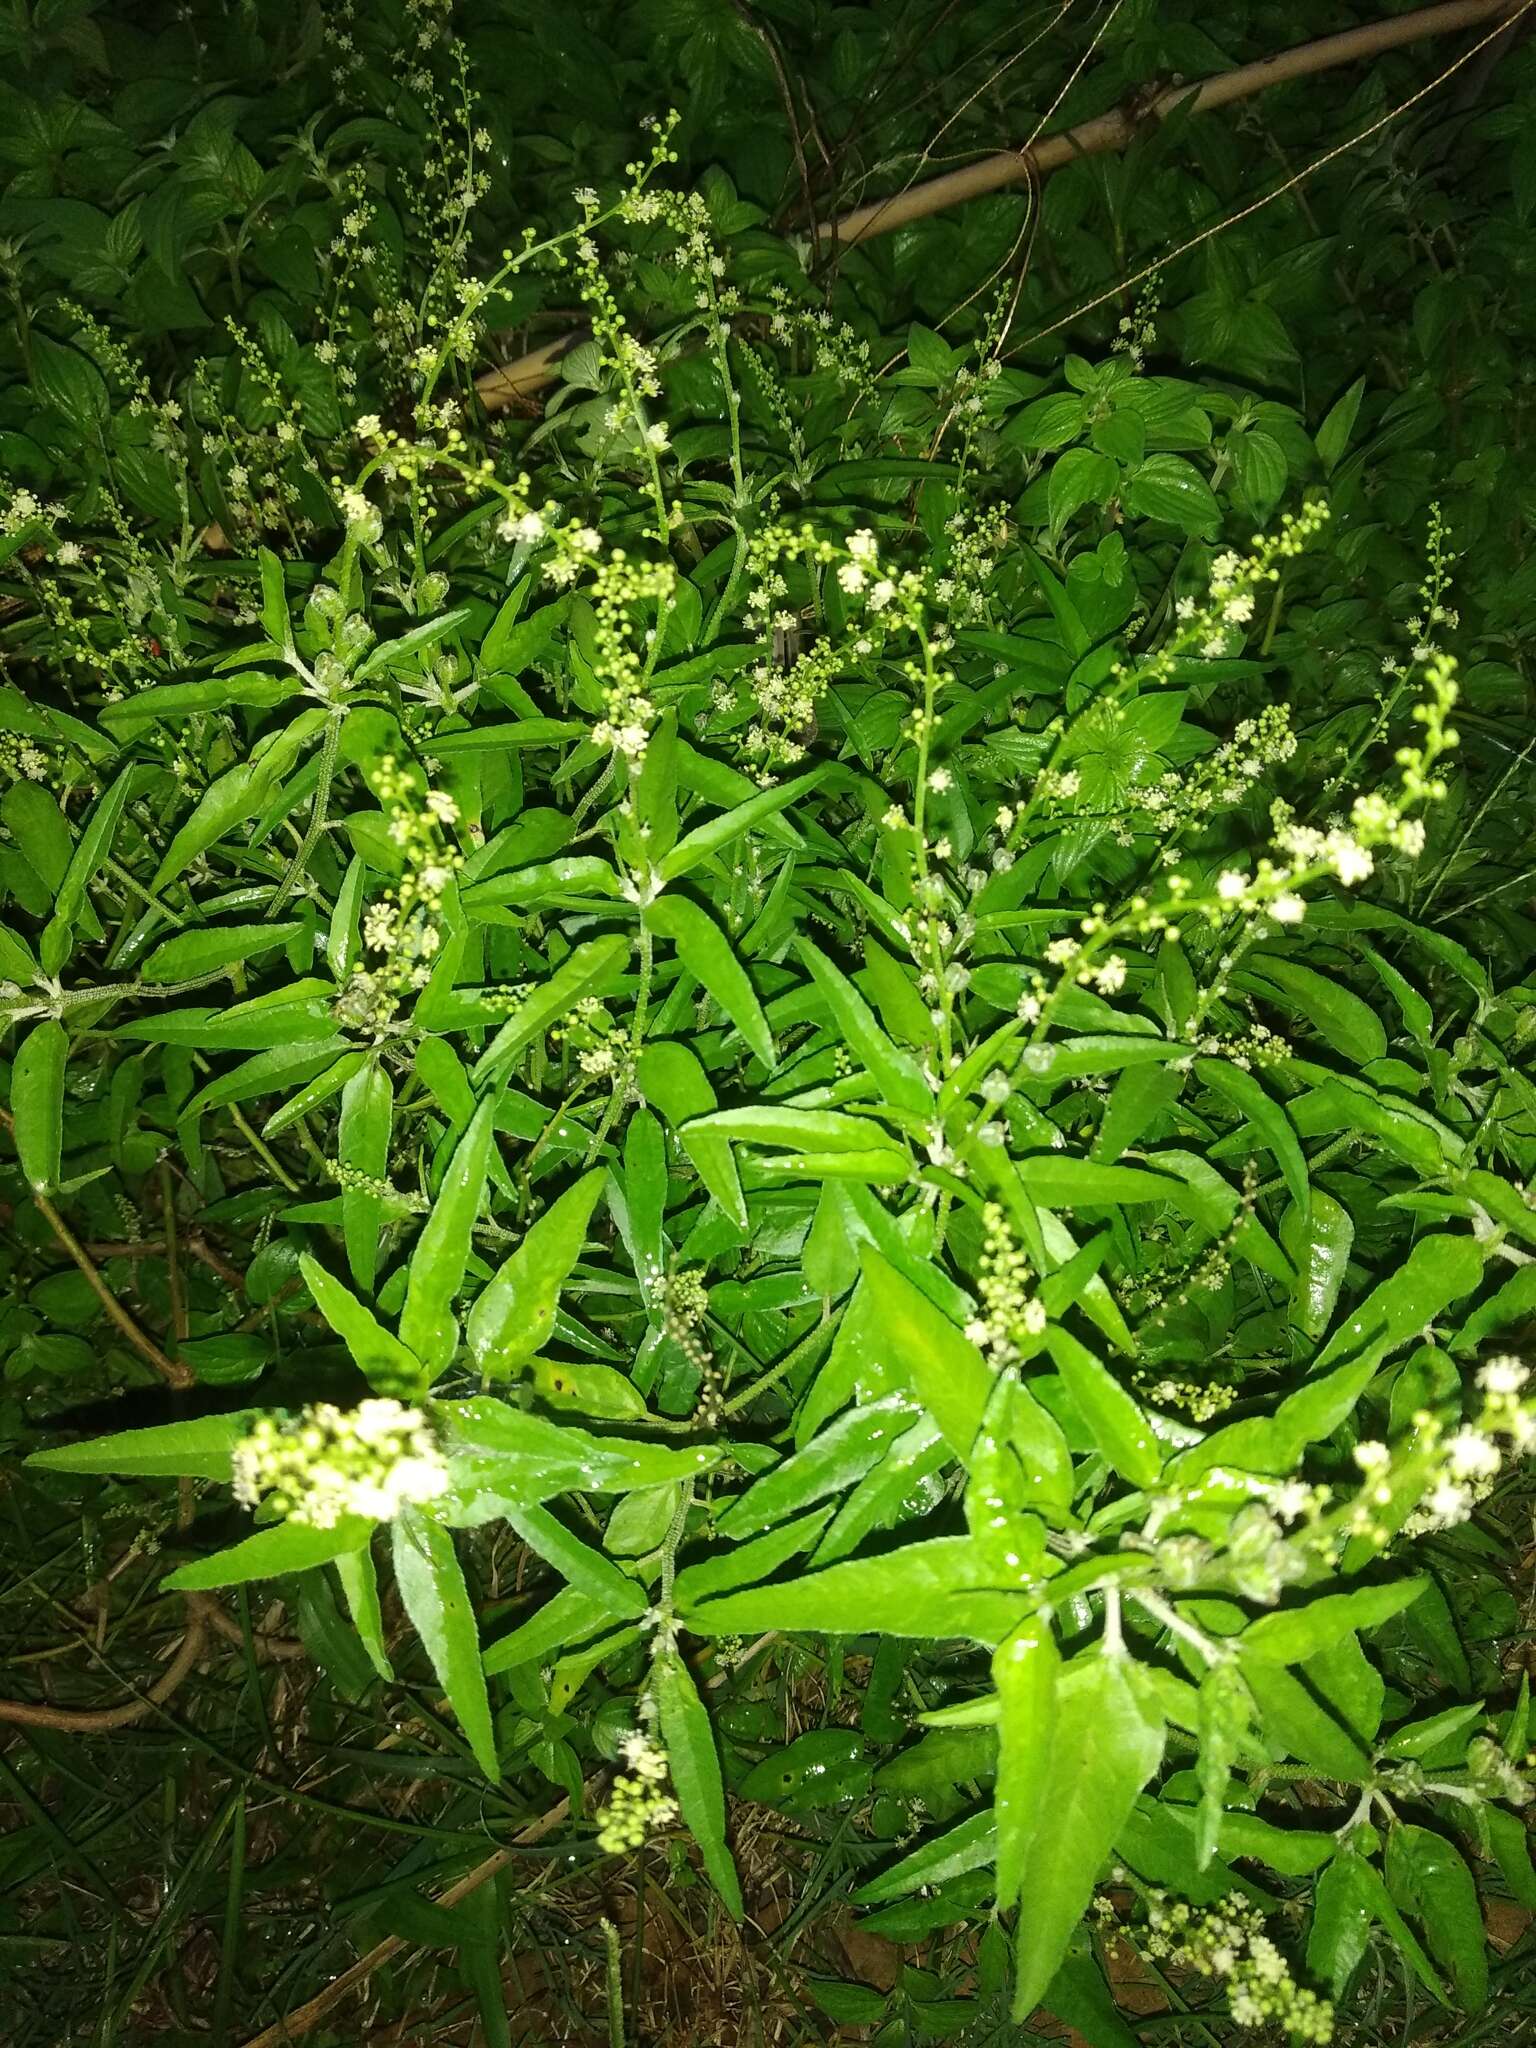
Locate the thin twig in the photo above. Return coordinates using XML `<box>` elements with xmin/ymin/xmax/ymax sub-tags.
<box><xmin>32</xmin><ymin>1187</ymin><xmax>188</xmax><ymax>1388</ymax></box>
<box><xmin>0</xmin><ymin>1597</ymin><xmax>209</xmax><ymax>1732</ymax></box>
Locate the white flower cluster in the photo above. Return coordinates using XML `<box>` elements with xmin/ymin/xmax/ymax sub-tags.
<box><xmin>1144</xmin><ymin>1893</ymin><xmax>1333</xmax><ymax>2043</ymax></box>
<box><xmin>232</xmin><ymin>1399</ymin><xmax>449</xmax><ymax>1529</ymax></box>
<box><xmin>336</xmin><ymin>759</ymin><xmax>462</xmax><ymax>1032</ymax></box>
<box><xmin>595</xmin><ymin>1728</ymin><xmax>679</xmax><ymax>1852</ymax></box>
<box><xmin>963</xmin><ymin>1203</ymin><xmax>1047</xmax><ymax>1359</ymax></box>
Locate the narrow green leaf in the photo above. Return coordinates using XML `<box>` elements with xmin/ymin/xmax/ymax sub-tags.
<box><xmin>645</xmin><ymin>896</ymin><xmax>774</xmax><ymax>1069</ymax></box>
<box><xmin>687</xmin><ymin>1536</ymin><xmax>1026</xmax><ymax>1646</ymax></box>
<box><xmin>392</xmin><ymin>1510</ymin><xmax>498</xmax><ymax>1780</ymax></box>
<box><xmin>853</xmin><ymin>1247</ymin><xmax>993</xmax><ymax>1462</ymax></box>
<box><xmin>796</xmin><ymin>936</ymin><xmax>931</xmax><ymax>1114</ymax></box>
<box><xmin>27</xmin><ymin>1412</ymin><xmax>254</xmax><ymax>1481</ymax></box>
<box><xmin>399</xmin><ymin>1098</ymin><xmax>495</xmax><ymax>1375</ymax></box>
<box><xmin>659</xmin><ymin>769</ymin><xmax>821</xmax><ymax>882</ymax></box>
<box><xmin>301</xmin><ymin>1252</ymin><xmax>423</xmax><ymax>1392</ymax></box>
<box><xmin>465</xmin><ymin>1168</ymin><xmax>605</xmax><ymax>1376</ymax></box>
<box><xmin>141</xmin><ymin>923</ymin><xmax>304</xmax><ymax>985</ymax></box>
<box><xmin>1281</xmin><ymin>1188</ymin><xmax>1354</xmax><ymax>1339</ymax></box>
<box><xmin>1044</xmin><ymin>1328</ymin><xmax>1161</xmax><ymax>1488</ymax></box>
<box><xmin>1197</xmin><ymin>1060</ymin><xmax>1308</xmax><ymax>1215</ymax></box>
<box><xmin>653</xmin><ymin>1647</ymin><xmax>743</xmax><ymax>1920</ymax></box>
<box><xmin>335</xmin><ymin>1542</ymin><xmax>393</xmax><ymax>1679</ymax></box>
<box><xmin>716</xmin><ymin>1396</ymin><xmax>915</xmax><ymax>1541</ymax></box>
<box><xmin>993</xmin><ymin>1620</ymin><xmax>1059</xmax><ymax>1909</ymax></box>
<box><xmin>11</xmin><ymin>1018</ymin><xmax>66</xmax><ymax>1191</ymax></box>
<box><xmin>1243</xmin><ymin>1580</ymin><xmax>1425</xmax><ymax>1668</ymax></box>
<box><xmin>339</xmin><ymin>1061</ymin><xmax>393</xmax><ymax>1292</ymax></box>
<box><xmin>854</xmin><ymin>1808</ymin><xmax>998</xmax><ymax>1905</ymax></box>
<box><xmin>1311</xmin><ymin>1233</ymin><xmax>1485</xmax><ymax>1377</ymax></box>
<box><xmin>1012</xmin><ymin>1654</ymin><xmax>1165</xmax><ymax>2020</ymax></box>
<box><xmin>472</xmin><ymin>934</ymin><xmax>630</xmax><ymax>1082</ymax></box>
<box><xmin>165</xmin><ymin>1517</ymin><xmax>370</xmax><ymax>1591</ymax></box>
<box><xmin>505</xmin><ymin>1502</ymin><xmax>647</xmax><ymax>1617</ymax></box>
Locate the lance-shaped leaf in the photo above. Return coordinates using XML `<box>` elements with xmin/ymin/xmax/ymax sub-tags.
<box><xmin>993</xmin><ymin>1620</ymin><xmax>1060</xmax><ymax>1910</ymax></box>
<box><xmin>465</xmin><ymin>1168</ymin><xmax>605</xmax><ymax>1376</ymax></box>
<box><xmin>400</xmin><ymin>1098</ymin><xmax>495</xmax><ymax>1375</ymax></box>
<box><xmin>796</xmin><ymin>935</ymin><xmax>931</xmax><ymax>1114</ymax></box>
<box><xmin>392</xmin><ymin>1509</ymin><xmax>498</xmax><ymax>1780</ymax></box>
<box><xmin>11</xmin><ymin>1018</ymin><xmax>66</xmax><ymax>1191</ymax></box>
<box><xmin>302</xmin><ymin>1253</ymin><xmax>423</xmax><ymax>1392</ymax></box>
<box><xmin>645</xmin><ymin>895</ymin><xmax>774</xmax><ymax>1070</ymax></box>
<box><xmin>653</xmin><ymin>1646</ymin><xmax>743</xmax><ymax>1920</ymax></box>
<box><xmin>504</xmin><ymin>1502</ymin><xmax>648</xmax><ymax>1618</ymax></box>
<box><xmin>164</xmin><ymin>1516</ymin><xmax>371</xmax><ymax>1592</ymax></box>
<box><xmin>28</xmin><ymin>1412</ymin><xmax>255</xmax><ymax>1481</ymax></box>
<box><xmin>1011</xmin><ymin>1653</ymin><xmax>1165</xmax><ymax>2020</ymax></box>
<box><xmin>472</xmin><ymin>934</ymin><xmax>630</xmax><ymax>1083</ymax></box>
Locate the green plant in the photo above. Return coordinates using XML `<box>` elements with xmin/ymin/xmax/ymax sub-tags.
<box><xmin>3</xmin><ymin>5</ymin><xmax>1535</xmax><ymax>2044</ymax></box>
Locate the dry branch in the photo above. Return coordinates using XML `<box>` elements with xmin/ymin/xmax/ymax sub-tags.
<box><xmin>473</xmin><ymin>0</ymin><xmax>1522</xmax><ymax>413</ymax></box>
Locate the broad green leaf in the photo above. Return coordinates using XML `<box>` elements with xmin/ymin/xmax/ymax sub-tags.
<box><xmin>1307</xmin><ymin>1848</ymin><xmax>1445</xmax><ymax>2003</ymax></box>
<box><xmin>1044</xmin><ymin>1329</ymin><xmax>1161</xmax><ymax>1488</ymax></box>
<box><xmin>339</xmin><ymin>1060</ymin><xmax>393</xmax><ymax>1292</ymax></box>
<box><xmin>1310</xmin><ymin>1233</ymin><xmax>1484</xmax><ymax>1377</ymax></box>
<box><xmin>505</xmin><ymin>1503</ymin><xmax>648</xmax><ymax>1617</ymax></box>
<box><xmin>716</xmin><ymin>1395</ymin><xmax>916</xmax><ymax>1540</ymax></box>
<box><xmin>653</xmin><ymin>1646</ymin><xmax>743</xmax><ymax>1919</ymax></box>
<box><xmin>465</xmin><ymin>1168</ymin><xmax>605</xmax><ymax>1376</ymax></box>
<box><xmin>472</xmin><ymin>934</ymin><xmax>630</xmax><ymax>1082</ymax></box>
<box><xmin>1012</xmin><ymin>1654</ymin><xmax>1165</xmax><ymax>2020</ymax></box>
<box><xmin>28</xmin><ymin>1412</ymin><xmax>254</xmax><ymax>1481</ymax></box>
<box><xmin>1242</xmin><ymin>1660</ymin><xmax>1371</xmax><ymax>1784</ymax></box>
<box><xmin>11</xmin><ymin>1018</ymin><xmax>66</xmax><ymax>1191</ymax></box>
<box><xmin>1123</xmin><ymin>454</ymin><xmax>1220</xmax><ymax>538</ymax></box>
<box><xmin>1246</xmin><ymin>957</ymin><xmax>1386</xmax><ymax>1066</ymax></box>
<box><xmin>1315</xmin><ymin>375</ymin><xmax>1367</xmax><ymax>473</ymax></box>
<box><xmin>141</xmin><ymin>923</ymin><xmax>304</xmax><ymax>985</ymax></box>
<box><xmin>852</xmin><ymin>1247</ymin><xmax>993</xmax><ymax>1462</ymax></box>
<box><xmin>1197</xmin><ymin>1060</ymin><xmax>1308</xmax><ymax>1214</ymax></box>
<box><xmin>528</xmin><ymin>1358</ymin><xmax>647</xmax><ymax>1419</ymax></box>
<box><xmin>854</xmin><ymin>1808</ymin><xmax>997</xmax><ymax>1905</ymax></box>
<box><xmin>797</xmin><ymin>936</ymin><xmax>931</xmax><ymax>1114</ymax></box>
<box><xmin>658</xmin><ymin>769</ymin><xmax>820</xmax><ymax>881</ymax></box>
<box><xmin>301</xmin><ymin>1253</ymin><xmax>423</xmax><ymax>1392</ymax></box>
<box><xmin>1241</xmin><ymin>1579</ymin><xmax>1425</xmax><ymax>1666</ymax></box>
<box><xmin>1306</xmin><ymin>1853</ymin><xmax>1374</xmax><ymax>2001</ymax></box>
<box><xmin>644</xmin><ymin>895</ymin><xmax>774</xmax><ymax>1070</ymax></box>
<box><xmin>165</xmin><ymin>1517</ymin><xmax>370</xmax><ymax>1591</ymax></box>
<box><xmin>993</xmin><ymin>1620</ymin><xmax>1059</xmax><ymax>1909</ymax></box>
<box><xmin>1281</xmin><ymin>1188</ymin><xmax>1354</xmax><ymax>1339</ymax></box>
<box><xmin>687</xmin><ymin>1536</ymin><xmax>1026</xmax><ymax>1645</ymax></box>
<box><xmin>400</xmin><ymin>1098</ymin><xmax>495</xmax><ymax>1374</ymax></box>
<box><xmin>1385</xmin><ymin>1825</ymin><xmax>1487</xmax><ymax>2011</ymax></box>
<box><xmin>392</xmin><ymin>1510</ymin><xmax>498</xmax><ymax>1780</ymax></box>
